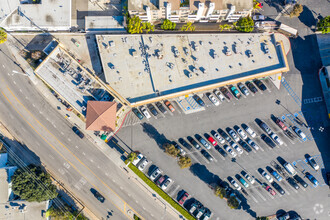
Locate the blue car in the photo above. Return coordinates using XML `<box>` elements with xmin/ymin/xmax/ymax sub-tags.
<box><xmin>306</xmin><ymin>173</ymin><xmax>319</xmax><ymax>186</ymax></box>
<box><xmin>193</xmin><ymin>95</ymin><xmax>205</xmax><ymax>106</ymax></box>
<box><xmin>271</xmin><ymin>170</ymin><xmax>283</xmax><ymax>182</ymax></box>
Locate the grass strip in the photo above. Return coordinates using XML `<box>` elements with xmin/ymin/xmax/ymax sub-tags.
<box><xmin>128</xmin><ymin>163</ymin><xmax>195</xmax><ymax>220</ymax></box>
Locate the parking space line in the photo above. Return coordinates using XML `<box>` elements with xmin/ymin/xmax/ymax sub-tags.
<box><xmin>248</xmin><ymin>191</ymin><xmax>259</xmax><ymax>203</ymax></box>
<box><xmin>253</xmin><ymin>188</ymin><xmax>267</xmax><ymax>201</ymax></box>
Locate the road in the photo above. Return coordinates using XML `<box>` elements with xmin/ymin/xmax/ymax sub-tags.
<box><xmin>0</xmin><ymin>43</ymin><xmax>174</xmax><ymax>220</ymax></box>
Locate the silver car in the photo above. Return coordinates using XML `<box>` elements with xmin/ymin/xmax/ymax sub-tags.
<box><xmin>247</xmin><ymin>139</ymin><xmax>260</xmax><ymax>151</ymax></box>
<box><xmin>199</xmin><ymin>137</ymin><xmax>211</xmax><ymax>150</ymax></box>
<box><xmin>138</xmin><ymin>158</ymin><xmax>149</xmax><ymax>171</ymax></box>
<box><xmin>228</xmin><ymin>129</ymin><xmax>239</xmax><ymax>142</ymax></box>
<box><xmin>150</xmin><ymin>168</ymin><xmax>162</xmax><ymax>181</ymax></box>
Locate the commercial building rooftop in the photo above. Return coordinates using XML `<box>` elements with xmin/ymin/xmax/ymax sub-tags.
<box><xmin>97</xmin><ymin>33</ymin><xmax>289</xmax><ymax>106</ymax></box>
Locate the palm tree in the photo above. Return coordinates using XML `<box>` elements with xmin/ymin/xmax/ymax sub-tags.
<box><xmin>253</xmin><ymin>0</ymin><xmax>262</xmax><ymax>14</ymax></box>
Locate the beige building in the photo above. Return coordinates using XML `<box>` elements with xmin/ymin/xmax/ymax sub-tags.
<box><xmin>128</xmin><ymin>0</ymin><xmax>253</xmax><ymax>23</ymax></box>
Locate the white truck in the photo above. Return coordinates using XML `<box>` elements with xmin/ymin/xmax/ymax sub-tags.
<box><xmin>284</xmin><ymin>162</ymin><xmax>297</xmax><ymax>176</ymax></box>
<box><xmin>278</xmin><ymin>23</ymin><xmax>298</xmax><ymax>38</ymax></box>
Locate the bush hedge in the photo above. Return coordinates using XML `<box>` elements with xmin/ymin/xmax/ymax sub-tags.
<box><xmin>128</xmin><ymin>163</ymin><xmax>194</xmax><ymax>220</ymax></box>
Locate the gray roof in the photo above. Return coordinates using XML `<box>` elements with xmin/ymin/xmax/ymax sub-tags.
<box><xmin>85</xmin><ymin>16</ymin><xmax>125</xmax><ymax>31</ymax></box>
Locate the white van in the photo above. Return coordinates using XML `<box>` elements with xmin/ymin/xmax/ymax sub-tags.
<box><xmin>284</xmin><ymin>162</ymin><xmax>297</xmax><ymax>176</ymax></box>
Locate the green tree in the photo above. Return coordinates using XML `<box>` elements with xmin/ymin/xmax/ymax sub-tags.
<box><xmin>177</xmin><ymin>156</ymin><xmax>192</xmax><ymax>169</ymax></box>
<box><xmin>219</xmin><ymin>24</ymin><xmax>233</xmax><ymax>32</ymax></box>
<box><xmin>227</xmin><ymin>196</ymin><xmax>240</xmax><ymax>209</ymax></box>
<box><xmin>11</xmin><ymin>165</ymin><xmax>58</xmax><ymax>202</ymax></box>
<box><xmin>289</xmin><ymin>4</ymin><xmax>303</xmax><ymax>18</ymax></box>
<box><xmin>163</xmin><ymin>143</ymin><xmax>180</xmax><ymax>157</ymax></box>
<box><xmin>214</xmin><ymin>186</ymin><xmax>226</xmax><ymax>199</ymax></box>
<box><xmin>317</xmin><ymin>16</ymin><xmax>330</xmax><ymax>34</ymax></box>
<box><xmin>0</xmin><ymin>28</ymin><xmax>7</xmax><ymax>44</ymax></box>
<box><xmin>126</xmin><ymin>152</ymin><xmax>137</xmax><ymax>164</ymax></box>
<box><xmin>181</xmin><ymin>22</ymin><xmax>196</xmax><ymax>32</ymax></box>
<box><xmin>161</xmin><ymin>19</ymin><xmax>177</xmax><ymax>30</ymax></box>
<box><xmin>235</xmin><ymin>16</ymin><xmax>254</xmax><ymax>33</ymax></box>
<box><xmin>142</xmin><ymin>22</ymin><xmax>155</xmax><ymax>34</ymax></box>
<box><xmin>46</xmin><ymin>204</ymin><xmax>88</xmax><ymax>220</ymax></box>
<box><xmin>127</xmin><ymin>16</ymin><xmax>143</xmax><ymax>34</ymax></box>
<box><xmin>256</xmin><ymin>217</ymin><xmax>269</xmax><ymax>220</ymax></box>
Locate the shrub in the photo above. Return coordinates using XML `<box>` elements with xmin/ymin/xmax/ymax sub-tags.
<box><xmin>290</xmin><ymin>4</ymin><xmax>303</xmax><ymax>18</ymax></box>
<box><xmin>161</xmin><ymin>19</ymin><xmax>176</xmax><ymax>30</ymax></box>
<box><xmin>0</xmin><ymin>27</ymin><xmax>7</xmax><ymax>44</ymax></box>
<box><xmin>317</xmin><ymin>16</ymin><xmax>330</xmax><ymax>34</ymax></box>
<box><xmin>214</xmin><ymin>186</ymin><xmax>226</xmax><ymax>199</ymax></box>
<box><xmin>163</xmin><ymin>143</ymin><xmax>180</xmax><ymax>157</ymax></box>
<box><xmin>125</xmin><ymin>152</ymin><xmax>137</xmax><ymax>164</ymax></box>
<box><xmin>227</xmin><ymin>196</ymin><xmax>239</xmax><ymax>209</ymax></box>
<box><xmin>178</xmin><ymin>156</ymin><xmax>192</xmax><ymax>169</ymax></box>
<box><xmin>235</xmin><ymin>16</ymin><xmax>254</xmax><ymax>33</ymax></box>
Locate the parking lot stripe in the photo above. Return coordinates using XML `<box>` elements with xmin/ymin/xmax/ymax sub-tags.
<box><xmin>248</xmin><ymin>192</ymin><xmax>259</xmax><ymax>203</ymax></box>
<box><xmin>254</xmin><ymin>188</ymin><xmax>267</xmax><ymax>201</ymax></box>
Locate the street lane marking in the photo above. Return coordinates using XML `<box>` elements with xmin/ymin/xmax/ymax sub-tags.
<box><xmin>1</xmin><ymin>88</ymin><xmax>143</xmax><ymax>220</ymax></box>
<box><xmin>13</xmin><ymin>81</ymin><xmax>16</xmax><ymax>84</ymax></box>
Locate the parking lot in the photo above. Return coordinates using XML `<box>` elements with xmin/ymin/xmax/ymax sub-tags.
<box><xmin>116</xmin><ymin>77</ymin><xmax>329</xmax><ymax>219</ymax></box>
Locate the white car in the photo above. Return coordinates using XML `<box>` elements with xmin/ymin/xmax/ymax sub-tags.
<box><xmin>132</xmin><ymin>153</ymin><xmax>144</xmax><ymax>166</ymax></box>
<box><xmin>270</xmin><ymin>133</ymin><xmax>283</xmax><ymax>146</ymax></box>
<box><xmin>244</xmin><ymin>173</ymin><xmax>255</xmax><ymax>184</ymax></box>
<box><xmin>293</xmin><ymin>127</ymin><xmax>307</xmax><ymax>141</ymax></box>
<box><xmin>150</xmin><ymin>168</ymin><xmax>162</xmax><ymax>181</ymax></box>
<box><xmin>230</xmin><ymin>179</ymin><xmax>241</xmax><ymax>190</ymax></box>
<box><xmin>213</xmin><ymin>132</ymin><xmax>225</xmax><ymax>144</ymax></box>
<box><xmin>307</xmin><ymin>156</ymin><xmax>320</xmax><ymax>171</ymax></box>
<box><xmin>253</xmin><ymin>15</ymin><xmax>265</xmax><ymax>21</ymax></box>
<box><xmin>161</xmin><ymin>177</ymin><xmax>173</xmax><ymax>190</ymax></box>
<box><xmin>230</xmin><ymin>142</ymin><xmax>243</xmax><ymax>154</ymax></box>
<box><xmin>228</xmin><ymin>129</ymin><xmax>239</xmax><ymax>142</ymax></box>
<box><xmin>261</xmin><ymin>170</ymin><xmax>273</xmax><ymax>183</ymax></box>
<box><xmin>138</xmin><ymin>158</ymin><xmax>149</xmax><ymax>171</ymax></box>
<box><xmin>247</xmin><ymin>139</ymin><xmax>260</xmax><ymax>151</ymax></box>
<box><xmin>207</xmin><ymin>93</ymin><xmax>220</xmax><ymax>106</ymax></box>
<box><xmin>140</xmin><ymin>106</ymin><xmax>151</xmax><ymax>119</ymax></box>
<box><xmin>224</xmin><ymin>145</ymin><xmax>237</xmax><ymax>157</ymax></box>
<box><xmin>244</xmin><ymin>126</ymin><xmax>256</xmax><ymax>138</ymax></box>
<box><xmin>235</xmin><ymin>127</ymin><xmax>247</xmax><ymax>140</ymax></box>
<box><xmin>214</xmin><ymin>90</ymin><xmax>225</xmax><ymax>102</ymax></box>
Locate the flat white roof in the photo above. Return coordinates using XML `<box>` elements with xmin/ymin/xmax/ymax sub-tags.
<box><xmin>97</xmin><ymin>33</ymin><xmax>287</xmax><ymax>104</ymax></box>
<box><xmin>85</xmin><ymin>16</ymin><xmax>125</xmax><ymax>31</ymax></box>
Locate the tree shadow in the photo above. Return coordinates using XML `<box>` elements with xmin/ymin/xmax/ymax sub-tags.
<box><xmin>141</xmin><ymin>122</ymin><xmax>170</xmax><ymax>150</ymax></box>
<box><xmin>298</xmin><ymin>6</ymin><xmax>317</xmax><ymax>28</ymax></box>
<box><xmin>189</xmin><ymin>163</ymin><xmax>222</xmax><ymax>185</ymax></box>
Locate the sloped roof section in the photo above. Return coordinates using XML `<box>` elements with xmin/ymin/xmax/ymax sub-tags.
<box><xmin>86</xmin><ymin>101</ymin><xmax>117</xmax><ymax>132</ymax></box>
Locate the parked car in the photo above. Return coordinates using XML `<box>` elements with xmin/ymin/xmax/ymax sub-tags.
<box><xmin>246</xmin><ymin>81</ymin><xmax>258</xmax><ymax>93</ymax></box>
<box><xmin>164</xmin><ymin>100</ymin><xmax>175</xmax><ymax>112</ymax></box>
<box><xmin>253</xmin><ymin>14</ymin><xmax>265</xmax><ymax>21</ymax></box>
<box><xmin>220</xmin><ymin>87</ymin><xmax>233</xmax><ymax>100</ymax></box>
<box><xmin>140</xmin><ymin>106</ymin><xmax>151</xmax><ymax>119</ymax></box>
<box><xmin>137</xmin><ymin>158</ymin><xmax>149</xmax><ymax>171</ymax></box>
<box><xmin>218</xmin><ymin>128</ymin><xmax>231</xmax><ymax>142</ymax></box>
<box><xmin>271</xmin><ymin>182</ymin><xmax>285</xmax><ymax>195</ymax></box>
<box><xmin>156</xmin><ymin>175</ymin><xmax>166</xmax><ymax>186</ymax></box>
<box><xmin>247</xmin><ymin>138</ymin><xmax>260</xmax><ymax>151</ymax></box>
<box><xmin>307</xmin><ymin>155</ymin><xmax>320</xmax><ymax>171</ymax></box>
<box><xmin>189</xmin><ymin>201</ymin><xmax>199</xmax><ymax>214</ymax></box>
<box><xmin>216</xmin><ymin>146</ymin><xmax>228</xmax><ymax>157</ymax></box>
<box><xmin>287</xmin><ymin>177</ymin><xmax>300</xmax><ymax>189</ymax></box>
<box><xmin>270</xmin><ymin>133</ymin><xmax>284</xmax><ymax>145</ymax></box>
<box><xmin>207</xmin><ymin>93</ymin><xmax>220</xmax><ymax>106</ymax></box>
<box><xmin>253</xmin><ymin>79</ymin><xmax>267</xmax><ymax>91</ymax></box>
<box><xmin>270</xmin><ymin>170</ymin><xmax>283</xmax><ymax>181</ymax></box>
<box><xmin>261</xmin><ymin>134</ymin><xmax>276</xmax><ymax>148</ymax></box>
<box><xmin>242</xmin><ymin>124</ymin><xmax>256</xmax><ymax>138</ymax></box>
<box><xmin>202</xmin><ymin>208</ymin><xmax>211</xmax><ymax>220</ymax></box>
<box><xmin>238</xmin><ymin>140</ymin><xmax>252</xmax><ymax>153</ymax></box>
<box><xmin>224</xmin><ymin>145</ymin><xmax>237</xmax><ymax>157</ymax></box>
<box><xmin>230</xmin><ymin>178</ymin><xmax>241</xmax><ymax>190</ymax></box>
<box><xmin>196</xmin><ymin>206</ymin><xmax>205</xmax><ymax>219</ymax></box>
<box><xmin>150</xmin><ymin>167</ymin><xmax>162</xmax><ymax>181</ymax></box>
<box><xmin>234</xmin><ymin>126</ymin><xmax>247</xmax><ymax>140</ymax></box>
<box><xmin>230</xmin><ymin>142</ymin><xmax>243</xmax><ymax>154</ymax></box>
<box><xmin>72</xmin><ymin>126</ymin><xmax>84</xmax><ymax>139</ymax></box>
<box><xmin>283</xmin><ymin>162</ymin><xmax>297</xmax><ymax>176</ymax></box>
<box><xmin>237</xmin><ymin>83</ymin><xmax>250</xmax><ymax>96</ymax></box>
<box><xmin>193</xmin><ymin>94</ymin><xmax>205</xmax><ymax>106</ymax></box>
<box><xmin>198</xmin><ymin>137</ymin><xmax>211</xmax><ymax>150</ymax></box>
<box><xmin>227</xmin><ymin>128</ymin><xmax>239</xmax><ymax>142</ymax></box>
<box><xmin>306</xmin><ymin>172</ymin><xmax>319</xmax><ymax>186</ymax></box>
<box><xmin>91</xmin><ymin>189</ymin><xmax>105</xmax><ymax>203</ymax></box>
<box><xmin>201</xmin><ymin>149</ymin><xmax>213</xmax><ymax>162</ymax></box>
<box><xmin>178</xmin><ymin>192</ymin><xmax>189</xmax><ymax>205</ymax></box>
<box><xmin>207</xmin><ymin>136</ymin><xmax>217</xmax><ymax>146</ymax></box>
<box><xmin>211</xmin><ymin>131</ymin><xmax>225</xmax><ymax>144</ymax></box>
<box><xmin>178</xmin><ymin>138</ymin><xmax>192</xmax><ymax>151</ymax></box>
<box><xmin>266</xmin><ymin>185</ymin><xmax>276</xmax><ymax>196</ymax></box>
<box><xmin>293</xmin><ymin>126</ymin><xmax>307</xmax><ymax>141</ymax></box>
<box><xmin>161</xmin><ymin>177</ymin><xmax>173</xmax><ymax>190</ymax></box>
<box><xmin>239</xmin><ymin>177</ymin><xmax>249</xmax><ymax>188</ymax></box>
<box><xmin>293</xmin><ymin>175</ymin><xmax>308</xmax><ymax>188</ymax></box>
<box><xmin>276</xmin><ymin>118</ymin><xmax>287</xmax><ymax>131</ymax></box>
<box><xmin>261</xmin><ymin>170</ymin><xmax>274</xmax><ymax>183</ymax></box>
<box><xmin>156</xmin><ymin>102</ymin><xmax>167</xmax><ymax>114</ymax></box>
<box><xmin>229</xmin><ymin>86</ymin><xmax>242</xmax><ymax>99</ymax></box>
<box><xmin>187</xmin><ymin>136</ymin><xmax>201</xmax><ymax>150</ymax></box>
<box><xmin>132</xmin><ymin>153</ymin><xmax>144</xmax><ymax>166</ymax></box>
<box><xmin>242</xmin><ymin>172</ymin><xmax>255</xmax><ymax>184</ymax></box>
<box><xmin>214</xmin><ymin>89</ymin><xmax>225</xmax><ymax>102</ymax></box>
<box><xmin>173</xmin><ymin>141</ymin><xmax>186</xmax><ymax>156</ymax></box>
<box><xmin>148</xmin><ymin>104</ymin><xmax>158</xmax><ymax>116</ymax></box>
<box><xmin>260</xmin><ymin>122</ymin><xmax>272</xmax><ymax>134</ymax></box>
<box><xmin>132</xmin><ymin>108</ymin><xmax>144</xmax><ymax>120</ymax></box>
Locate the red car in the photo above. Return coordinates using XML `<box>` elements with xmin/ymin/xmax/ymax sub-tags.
<box><xmin>156</xmin><ymin>175</ymin><xmax>166</xmax><ymax>186</ymax></box>
<box><xmin>276</xmin><ymin>119</ymin><xmax>287</xmax><ymax>131</ymax></box>
<box><xmin>266</xmin><ymin>186</ymin><xmax>276</xmax><ymax>196</ymax></box>
<box><xmin>207</xmin><ymin>136</ymin><xmax>217</xmax><ymax>146</ymax></box>
<box><xmin>178</xmin><ymin>192</ymin><xmax>189</xmax><ymax>205</ymax></box>
<box><xmin>164</xmin><ymin>100</ymin><xmax>175</xmax><ymax>112</ymax></box>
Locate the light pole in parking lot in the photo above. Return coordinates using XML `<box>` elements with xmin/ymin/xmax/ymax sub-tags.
<box><xmin>231</xmin><ymin>158</ymin><xmax>247</xmax><ymax>173</ymax></box>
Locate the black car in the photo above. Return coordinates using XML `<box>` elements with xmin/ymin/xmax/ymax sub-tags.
<box><xmin>271</xmin><ymin>182</ymin><xmax>285</xmax><ymax>195</ymax></box>
<box><xmin>245</xmin><ymin>81</ymin><xmax>258</xmax><ymax>93</ymax></box>
<box><xmin>253</xmin><ymin>79</ymin><xmax>267</xmax><ymax>91</ymax></box>
<box><xmin>156</xmin><ymin>102</ymin><xmax>167</xmax><ymax>114</ymax></box>
<box><xmin>217</xmin><ymin>128</ymin><xmax>231</xmax><ymax>142</ymax></box>
<box><xmin>148</xmin><ymin>104</ymin><xmax>158</xmax><ymax>116</ymax></box>
<box><xmin>72</xmin><ymin>126</ymin><xmax>84</xmax><ymax>139</ymax></box>
<box><xmin>238</xmin><ymin>140</ymin><xmax>252</xmax><ymax>152</ymax></box>
<box><xmin>287</xmin><ymin>177</ymin><xmax>300</xmax><ymax>190</ymax></box>
<box><xmin>261</xmin><ymin>134</ymin><xmax>276</xmax><ymax>148</ymax></box>
<box><xmin>201</xmin><ymin>149</ymin><xmax>213</xmax><ymax>162</ymax></box>
<box><xmin>187</xmin><ymin>136</ymin><xmax>201</xmax><ymax>150</ymax></box>
<box><xmin>178</xmin><ymin>138</ymin><xmax>192</xmax><ymax>150</ymax></box>
<box><xmin>215</xmin><ymin>146</ymin><xmax>228</xmax><ymax>158</ymax></box>
<box><xmin>132</xmin><ymin>108</ymin><xmax>144</xmax><ymax>120</ymax></box>
<box><xmin>293</xmin><ymin>175</ymin><xmax>308</xmax><ymax>188</ymax></box>
<box><xmin>193</xmin><ymin>94</ymin><xmax>205</xmax><ymax>106</ymax></box>
<box><xmin>91</xmin><ymin>188</ymin><xmax>105</xmax><ymax>203</ymax></box>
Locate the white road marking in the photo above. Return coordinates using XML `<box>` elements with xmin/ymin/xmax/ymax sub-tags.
<box><xmin>53</xmin><ymin>124</ymin><xmax>56</xmax><ymax>128</ymax></box>
<box><xmin>249</xmin><ymin>192</ymin><xmax>259</xmax><ymax>203</ymax></box>
<box><xmin>75</xmin><ymin>145</ymin><xmax>79</xmax><ymax>148</ymax></box>
<box><xmin>60</xmin><ymin>131</ymin><xmax>64</xmax><ymax>135</ymax></box>
<box><xmin>63</xmin><ymin>162</ymin><xmax>70</xmax><ymax>169</ymax></box>
<box><xmin>275</xmin><ymin>4</ymin><xmax>292</xmax><ymax>20</ymax></box>
<box><xmin>105</xmin><ymin>172</ymin><xmax>109</xmax><ymax>176</ymax></box>
<box><xmin>25</xmin><ymin>96</ymin><xmax>28</xmax><ymax>100</ymax></box>
<box><xmin>2</xmin><ymin>65</ymin><xmax>5</xmax><ymax>68</ymax></box>
<box><xmin>13</xmin><ymin>81</ymin><xmax>16</xmax><ymax>84</ymax></box>
<box><xmin>82</xmin><ymin>152</ymin><xmax>86</xmax><ymax>155</ymax></box>
<box><xmin>39</xmin><ymin>111</ymin><xmax>43</xmax><ymax>114</ymax></box>
<box><xmin>67</xmin><ymin>138</ymin><xmax>71</xmax><ymax>141</ymax></box>
<box><xmin>90</xmin><ymin>159</ymin><xmax>94</xmax><ymax>163</ymax></box>
<box><xmin>19</xmin><ymin>89</ymin><xmax>22</xmax><ymax>93</ymax></box>
<box><xmin>32</xmin><ymin>104</ymin><xmax>36</xmax><ymax>107</ymax></box>
<box><xmin>46</xmin><ymin>117</ymin><xmax>49</xmax><ymax>121</ymax></box>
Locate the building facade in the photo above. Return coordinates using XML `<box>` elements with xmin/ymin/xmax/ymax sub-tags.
<box><xmin>128</xmin><ymin>0</ymin><xmax>253</xmax><ymax>23</ymax></box>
